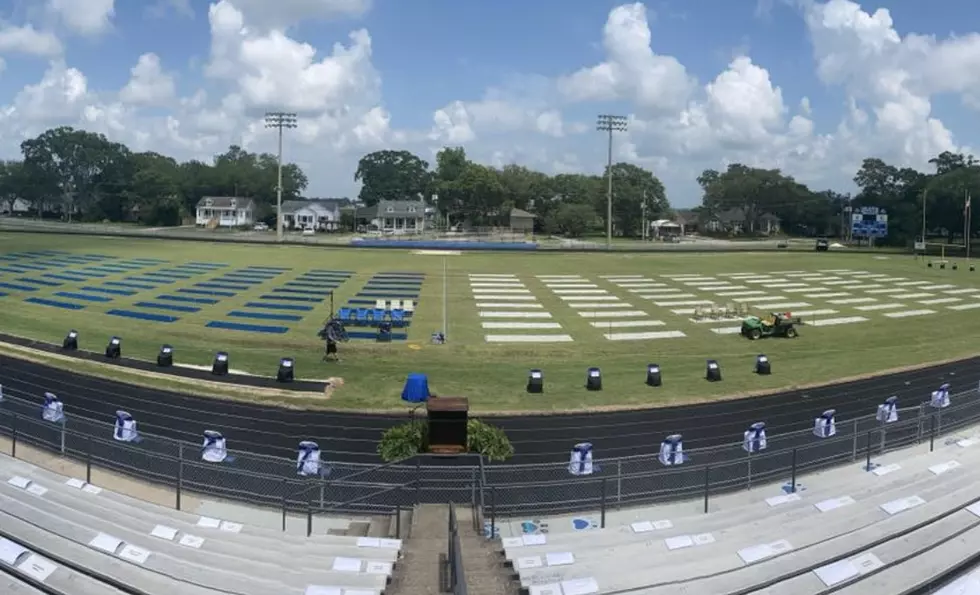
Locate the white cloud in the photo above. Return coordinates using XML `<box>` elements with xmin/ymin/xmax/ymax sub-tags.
<box><xmin>119</xmin><ymin>53</ymin><xmax>176</xmax><ymax>106</ymax></box>
<box><xmin>47</xmin><ymin>0</ymin><xmax>116</xmax><ymax>37</ymax></box>
<box><xmin>0</xmin><ymin>23</ymin><xmax>63</xmax><ymax>56</ymax></box>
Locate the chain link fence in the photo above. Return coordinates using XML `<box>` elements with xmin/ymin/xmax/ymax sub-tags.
<box><xmin>2</xmin><ymin>388</ymin><xmax>979</xmax><ymax>536</ymax></box>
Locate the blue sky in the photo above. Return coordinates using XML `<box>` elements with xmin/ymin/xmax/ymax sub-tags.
<box><xmin>1</xmin><ymin>0</ymin><xmax>979</xmax><ymax>206</ymax></box>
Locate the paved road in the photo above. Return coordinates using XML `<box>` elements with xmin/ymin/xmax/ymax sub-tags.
<box><xmin>1</xmin><ymin>354</ymin><xmax>978</xmax><ymax>514</ymax></box>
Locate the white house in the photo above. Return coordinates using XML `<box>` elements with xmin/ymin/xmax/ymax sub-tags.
<box><xmin>195</xmin><ymin>196</ymin><xmax>256</xmax><ymax>228</ymax></box>
<box><xmin>355</xmin><ymin>200</ymin><xmax>426</xmax><ymax>234</ymax></box>
<box><xmin>0</xmin><ymin>198</ymin><xmax>31</xmax><ymax>215</ymax></box>
<box><xmin>281</xmin><ymin>200</ymin><xmax>341</xmax><ymax>231</ymax></box>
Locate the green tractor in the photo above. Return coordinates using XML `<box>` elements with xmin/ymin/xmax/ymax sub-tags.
<box><xmin>740</xmin><ymin>312</ymin><xmax>801</xmax><ymax>340</ymax></box>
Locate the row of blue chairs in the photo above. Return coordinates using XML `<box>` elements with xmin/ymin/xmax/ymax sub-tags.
<box><xmin>337</xmin><ymin>307</ymin><xmax>409</xmax><ymax>327</ymax></box>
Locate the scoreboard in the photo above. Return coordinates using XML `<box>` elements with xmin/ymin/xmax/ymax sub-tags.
<box><xmin>851</xmin><ymin>206</ymin><xmax>888</xmax><ymax>238</ymax></box>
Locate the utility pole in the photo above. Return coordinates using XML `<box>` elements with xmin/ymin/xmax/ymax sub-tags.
<box><xmin>921</xmin><ymin>189</ymin><xmax>928</xmax><ymax>247</ymax></box>
<box><xmin>597</xmin><ymin>114</ymin><xmax>628</xmax><ymax>250</ymax></box>
<box><xmin>264</xmin><ymin>111</ymin><xmax>298</xmax><ymax>241</ymax></box>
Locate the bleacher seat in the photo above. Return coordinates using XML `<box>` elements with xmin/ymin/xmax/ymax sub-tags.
<box><xmin>391</xmin><ymin>310</ymin><xmax>405</xmax><ymax>327</ymax></box>
<box><xmin>356</xmin><ymin>308</ymin><xmax>369</xmax><ymax>325</ymax></box>
<box><xmin>375</xmin><ymin>299</ymin><xmax>387</xmax><ymax>310</ymax></box>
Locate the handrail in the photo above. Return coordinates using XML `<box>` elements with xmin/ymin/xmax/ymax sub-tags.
<box><xmin>447</xmin><ymin>502</ymin><xmax>468</xmax><ymax>595</ymax></box>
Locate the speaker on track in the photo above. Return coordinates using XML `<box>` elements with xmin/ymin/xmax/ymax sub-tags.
<box><xmin>426</xmin><ymin>397</ymin><xmax>469</xmax><ymax>454</ymax></box>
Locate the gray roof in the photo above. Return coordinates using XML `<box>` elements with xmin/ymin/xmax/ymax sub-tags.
<box><xmin>196</xmin><ymin>196</ymin><xmax>256</xmax><ymax>209</ymax></box>
<box><xmin>358</xmin><ymin>200</ymin><xmax>425</xmax><ymax>218</ymax></box>
<box><xmin>510</xmin><ymin>208</ymin><xmax>536</xmax><ymax>219</ymax></box>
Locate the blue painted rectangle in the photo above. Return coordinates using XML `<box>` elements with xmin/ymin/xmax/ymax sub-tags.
<box><xmin>243</xmin><ymin>301</ymin><xmax>313</xmax><ymax>311</ymax></box>
<box><xmin>104</xmin><ymin>281</ymin><xmax>156</xmax><ymax>290</ymax></box>
<box><xmin>127</xmin><ymin>258</ymin><xmax>169</xmax><ymax>264</ymax></box>
<box><xmin>107</xmin><ymin>309</ymin><xmax>178</xmax><ymax>323</ymax></box>
<box><xmin>347</xmin><ymin>330</ymin><xmax>408</xmax><ymax>341</ymax></box>
<box><xmin>25</xmin><ymin>297</ymin><xmax>86</xmax><ymax>310</ymax></box>
<box><xmin>206</xmin><ymin>320</ymin><xmax>289</xmax><ymax>333</ymax></box>
<box><xmin>81</xmin><ymin>286</ymin><xmax>136</xmax><ymax>296</ymax></box>
<box><xmin>142</xmin><ymin>271</ymin><xmax>194</xmax><ymax>279</ymax></box>
<box><xmin>133</xmin><ymin>301</ymin><xmax>200</xmax><ymax>313</ymax></box>
<box><xmin>309</xmin><ymin>269</ymin><xmax>354</xmax><ymax>274</ymax></box>
<box><xmin>364</xmin><ymin>284</ymin><xmax>422</xmax><ymax>290</ymax></box>
<box><xmin>126</xmin><ymin>276</ymin><xmax>173</xmax><ymax>284</ymax></box>
<box><xmin>178</xmin><ymin>288</ymin><xmax>235</xmax><ymax>297</ymax></box>
<box><xmin>86</xmin><ymin>266</ymin><xmax>133</xmax><ymax>273</ymax></box>
<box><xmin>271</xmin><ymin>288</ymin><xmax>328</xmax><ymax>295</ymax></box>
<box><xmin>0</xmin><ymin>266</ymin><xmax>31</xmax><ymax>273</ymax></box>
<box><xmin>12</xmin><ymin>263</ymin><xmax>48</xmax><ymax>271</ymax></box>
<box><xmin>227</xmin><ymin>310</ymin><xmax>302</xmax><ymax>321</ymax></box>
<box><xmin>16</xmin><ymin>277</ymin><xmax>62</xmax><ymax>287</ymax></box>
<box><xmin>285</xmin><ymin>282</ymin><xmax>340</xmax><ymax>289</ymax></box>
<box><xmin>358</xmin><ymin>292</ymin><xmax>419</xmax><ymax>298</ymax></box>
<box><xmin>258</xmin><ymin>294</ymin><xmax>321</xmax><ymax>302</ymax></box>
<box><xmin>64</xmin><ymin>270</ymin><xmax>107</xmax><ymax>278</ymax></box>
<box><xmin>185</xmin><ymin>261</ymin><xmax>228</xmax><ymax>268</ymax></box>
<box><xmin>157</xmin><ymin>294</ymin><xmax>219</xmax><ymax>305</ymax></box>
<box><xmin>54</xmin><ymin>292</ymin><xmax>112</xmax><ymax>303</ymax></box>
<box><xmin>246</xmin><ymin>266</ymin><xmax>290</xmax><ymax>271</ymax></box>
<box><xmin>43</xmin><ymin>273</ymin><xmax>89</xmax><ymax>282</ymax></box>
<box><xmin>0</xmin><ymin>281</ymin><xmax>38</xmax><ymax>291</ymax></box>
<box><xmin>212</xmin><ymin>277</ymin><xmax>264</xmax><ymax>284</ymax></box>
<box><xmin>195</xmin><ymin>282</ymin><xmax>250</xmax><ymax>290</ymax></box>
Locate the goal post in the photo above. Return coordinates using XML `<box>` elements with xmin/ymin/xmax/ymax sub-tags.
<box><xmin>917</xmin><ymin>242</ymin><xmax>966</xmax><ymax>266</ymax></box>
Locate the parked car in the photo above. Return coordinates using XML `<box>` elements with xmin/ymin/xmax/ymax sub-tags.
<box><xmin>253</xmin><ymin>223</ymin><xmax>269</xmax><ymax>231</ymax></box>
<box><xmin>815</xmin><ymin>238</ymin><xmax>829</xmax><ymax>252</ymax></box>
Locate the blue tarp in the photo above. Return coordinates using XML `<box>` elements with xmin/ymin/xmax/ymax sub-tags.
<box><xmin>401</xmin><ymin>373</ymin><xmax>430</xmax><ymax>403</ymax></box>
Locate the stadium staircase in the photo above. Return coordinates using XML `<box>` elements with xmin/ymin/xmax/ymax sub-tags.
<box><xmin>387</xmin><ymin>503</ymin><xmax>516</xmax><ymax>595</ymax></box>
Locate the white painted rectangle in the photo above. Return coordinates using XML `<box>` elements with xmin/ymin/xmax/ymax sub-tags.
<box><xmin>919</xmin><ymin>297</ymin><xmax>960</xmax><ymax>305</ymax></box>
<box><xmin>469</xmin><ymin>273</ymin><xmax>517</xmax><ymax>278</ymax></box>
<box><xmin>544</xmin><ymin>284</ymin><xmax>597</xmax><ymax>288</ymax></box>
<box><xmin>551</xmin><ymin>289</ymin><xmax>607</xmax><ymax>295</ymax></box>
<box><xmin>753</xmin><ymin>302</ymin><xmax>811</xmax><ymax>309</ymax></box>
<box><xmin>944</xmin><ymin>288</ymin><xmax>979</xmax><ymax>294</ymax></box>
<box><xmin>823</xmin><ymin>280</ymin><xmax>863</xmax><ymax>286</ymax></box>
<box><xmin>604</xmin><ymin>331</ymin><xmax>685</xmax><ymax>341</ymax></box>
<box><xmin>804</xmin><ymin>292</ymin><xmax>851</xmax><ymax>298</ymax></box>
<box><xmin>635</xmin><ymin>292</ymin><xmax>695</xmax><ymax>299</ymax></box>
<box><xmin>855</xmin><ymin>303</ymin><xmax>904</xmax><ymax>311</ymax></box>
<box><xmin>479</xmin><ymin>311</ymin><xmax>553</xmax><ymax>318</ymax></box>
<box><xmin>578</xmin><ymin>310</ymin><xmax>647</xmax><ymax>318</ymax></box>
<box><xmin>715</xmin><ymin>290</ymin><xmax>766</xmax><ymax>297</ymax></box>
<box><xmin>470</xmin><ymin>283</ymin><xmax>525</xmax><ymax>288</ymax></box>
<box><xmin>590</xmin><ymin>320</ymin><xmax>665</xmax><ymax>328</ymax></box>
<box><xmin>601</xmin><ymin>275</ymin><xmax>644</xmax><ymax>279</ymax></box>
<box><xmin>807</xmin><ymin>316</ymin><xmax>869</xmax><ymax>326</ymax></box>
<box><xmin>617</xmin><ymin>283</ymin><xmax>668</xmax><ymax>289</ymax></box>
<box><xmin>711</xmin><ymin>327</ymin><xmax>741</xmax><ymax>334</ymax></box>
<box><xmin>485</xmin><ymin>334</ymin><xmax>573</xmax><ymax>343</ymax></box>
<box><xmin>919</xmin><ymin>284</ymin><xmax>957</xmax><ymax>290</ymax></box>
<box><xmin>672</xmin><ymin>308</ymin><xmax>696</xmax><ymax>315</ymax></box>
<box><xmin>537</xmin><ymin>275</ymin><xmax>584</xmax><ymax>280</ymax></box>
<box><xmin>471</xmin><ymin>288</ymin><xmax>531</xmax><ymax>294</ymax></box>
<box><xmin>814</xmin><ymin>560</ymin><xmax>860</xmax><ymax>587</ymax></box>
<box><xmin>949</xmin><ymin>303</ymin><xmax>980</xmax><ymax>310</ymax></box>
<box><xmin>873</xmin><ymin>463</ymin><xmax>901</xmax><ymax>476</ymax></box>
<box><xmin>653</xmin><ymin>299</ymin><xmax>714</xmax><ymax>306</ymax></box>
<box><xmin>828</xmin><ymin>297</ymin><xmax>876</xmax><ymax>304</ymax></box>
<box><xmin>481</xmin><ymin>322</ymin><xmax>563</xmax><ymax>329</ymax></box>
<box><xmin>866</xmin><ymin>288</ymin><xmax>906</xmax><ymax>294</ymax></box>
<box><xmin>793</xmin><ymin>309</ymin><xmax>839</xmax><ymax>317</ymax></box>
<box><xmin>664</xmin><ymin>535</ymin><xmax>694</xmax><ymax>550</ymax></box>
<box><xmin>880</xmin><ymin>495</ymin><xmax>926</xmax><ymax>515</ymax></box>
<box><xmin>477</xmin><ymin>303</ymin><xmax>544</xmax><ymax>308</ymax></box>
<box><xmin>567</xmin><ymin>302</ymin><xmax>630</xmax><ymax>309</ymax></box>
<box><xmin>475</xmin><ymin>295</ymin><xmax>536</xmax><ymax>301</ymax></box>
<box><xmin>815</xmin><ymin>496</ymin><xmax>855</xmax><ymax>512</ymax></box>
<box><xmin>929</xmin><ymin>461</ymin><xmax>961</xmax><ymax>475</ymax></box>
<box><xmin>560</xmin><ymin>295</ymin><xmax>620</xmax><ymax>301</ymax></box>
<box><xmin>762</xmin><ymin>283</ymin><xmax>809</xmax><ymax>289</ymax></box>
<box><xmin>889</xmin><ymin>293</ymin><xmax>934</xmax><ymax>300</ymax></box>
<box><xmin>689</xmin><ymin>316</ymin><xmax>742</xmax><ymax>324</ymax></box>
<box><xmin>883</xmin><ymin>309</ymin><xmax>935</xmax><ymax>318</ymax></box>
<box><xmin>894</xmin><ymin>280</ymin><xmax>931</xmax><ymax>286</ymax></box>
<box><xmin>738</xmin><ymin>540</ymin><xmax>793</xmax><ymax>564</ymax></box>
<box><xmin>766</xmin><ymin>493</ymin><xmax>801</xmax><ymax>507</ymax></box>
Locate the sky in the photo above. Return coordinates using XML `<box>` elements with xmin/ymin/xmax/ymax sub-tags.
<box><xmin>1</xmin><ymin>0</ymin><xmax>979</xmax><ymax>207</ymax></box>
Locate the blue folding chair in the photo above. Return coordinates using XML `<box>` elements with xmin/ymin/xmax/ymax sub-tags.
<box><xmin>391</xmin><ymin>309</ymin><xmax>405</xmax><ymax>328</ymax></box>
<box><xmin>338</xmin><ymin>307</ymin><xmax>352</xmax><ymax>321</ymax></box>
<box><xmin>356</xmin><ymin>308</ymin><xmax>369</xmax><ymax>326</ymax></box>
<box><xmin>373</xmin><ymin>308</ymin><xmax>387</xmax><ymax>325</ymax></box>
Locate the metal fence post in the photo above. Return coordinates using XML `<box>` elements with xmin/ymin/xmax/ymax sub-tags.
<box><xmin>10</xmin><ymin>413</ymin><xmax>17</xmax><ymax>458</ymax></box>
<box><xmin>307</xmin><ymin>499</ymin><xmax>314</xmax><ymax>537</ymax></box>
<box><xmin>851</xmin><ymin>419</ymin><xmax>858</xmax><ymax>461</ymax></box>
<box><xmin>790</xmin><ymin>448</ymin><xmax>798</xmax><ymax>493</ymax></box>
<box><xmin>930</xmin><ymin>413</ymin><xmax>936</xmax><ymax>452</ymax></box>
<box><xmin>415</xmin><ymin>459</ymin><xmax>421</xmax><ymax>505</ymax></box>
<box><xmin>281</xmin><ymin>479</ymin><xmax>288</xmax><ymax>532</ymax></box>
<box><xmin>395</xmin><ymin>484</ymin><xmax>403</xmax><ymax>539</ymax></box>
<box><xmin>746</xmin><ymin>452</ymin><xmax>753</xmax><ymax>490</ymax></box>
<box><xmin>176</xmin><ymin>443</ymin><xmax>183</xmax><ymax>511</ymax></box>
<box><xmin>865</xmin><ymin>430</ymin><xmax>873</xmax><ymax>471</ymax></box>
<box><xmin>85</xmin><ymin>435</ymin><xmax>92</xmax><ymax>484</ymax></box>
<box><xmin>490</xmin><ymin>486</ymin><xmax>496</xmax><ymax>539</ymax></box>
<box><xmin>600</xmin><ymin>478</ymin><xmax>607</xmax><ymax>529</ymax></box>
<box><xmin>59</xmin><ymin>420</ymin><xmax>66</xmax><ymax>455</ymax></box>
<box><xmin>703</xmin><ymin>466</ymin><xmax>711</xmax><ymax>514</ymax></box>
<box><xmin>616</xmin><ymin>460</ymin><xmax>622</xmax><ymax>510</ymax></box>
<box><xmin>879</xmin><ymin>419</ymin><xmax>886</xmax><ymax>455</ymax></box>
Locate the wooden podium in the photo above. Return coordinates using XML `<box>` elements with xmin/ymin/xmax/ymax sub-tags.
<box><xmin>426</xmin><ymin>397</ymin><xmax>468</xmax><ymax>454</ymax></box>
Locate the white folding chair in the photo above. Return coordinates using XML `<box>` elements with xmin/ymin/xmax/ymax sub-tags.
<box><xmin>375</xmin><ymin>299</ymin><xmax>387</xmax><ymax>310</ymax></box>
<box><xmin>403</xmin><ymin>300</ymin><xmax>415</xmax><ymax>314</ymax></box>
<box><xmin>390</xmin><ymin>299</ymin><xmax>403</xmax><ymax>310</ymax></box>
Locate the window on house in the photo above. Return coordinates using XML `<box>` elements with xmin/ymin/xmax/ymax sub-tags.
<box><xmin>385</xmin><ymin>207</ymin><xmax>394</xmax><ymax>213</ymax></box>
<box><xmin>204</xmin><ymin>198</ymin><xmax>213</xmax><ymax>207</ymax></box>
<box><xmin>408</xmin><ymin>206</ymin><xmax>416</xmax><ymax>213</ymax></box>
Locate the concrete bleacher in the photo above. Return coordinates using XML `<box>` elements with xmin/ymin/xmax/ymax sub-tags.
<box><xmin>0</xmin><ymin>453</ymin><xmax>401</xmax><ymax>594</ymax></box>
<box><xmin>499</xmin><ymin>429</ymin><xmax>980</xmax><ymax>594</ymax></box>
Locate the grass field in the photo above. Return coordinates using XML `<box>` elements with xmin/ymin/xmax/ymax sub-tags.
<box><xmin>0</xmin><ymin>231</ymin><xmax>978</xmax><ymax>412</ymax></box>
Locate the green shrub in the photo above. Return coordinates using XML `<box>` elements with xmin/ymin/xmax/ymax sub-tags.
<box><xmin>376</xmin><ymin>418</ymin><xmax>513</xmax><ymax>462</ymax></box>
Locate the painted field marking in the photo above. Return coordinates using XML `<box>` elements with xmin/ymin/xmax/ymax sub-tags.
<box><xmin>481</xmin><ymin>322</ymin><xmax>562</xmax><ymax>329</ymax></box>
<box><xmin>893</xmin><ymin>280</ymin><xmax>931</xmax><ymax>287</ymax></box>
<box><xmin>715</xmin><ymin>290</ymin><xmax>767</xmax><ymax>297</ymax></box>
<box><xmin>823</xmin><ymin>280</ymin><xmax>863</xmax><ymax>286</ymax></box>
<box><xmin>476</xmin><ymin>302</ymin><xmax>545</xmax><ymax>309</ymax></box>
<box><xmin>919</xmin><ymin>284</ymin><xmax>957</xmax><ymax>291</ymax></box>
<box><xmin>828</xmin><ymin>297</ymin><xmax>877</xmax><ymax>305</ymax></box>
<box><xmin>559</xmin><ymin>295</ymin><xmax>620</xmax><ymax>301</ymax></box>
<box><xmin>794</xmin><ymin>309</ymin><xmax>839</xmax><ymax>316</ymax></box>
<box><xmin>469</xmin><ymin>274</ymin><xmax>517</xmax><ymax>279</ymax></box>
<box><xmin>949</xmin><ymin>303</ymin><xmax>980</xmax><ymax>311</ymax></box>
<box><xmin>804</xmin><ymin>292</ymin><xmax>851</xmax><ymax>298</ymax></box>
<box><xmin>637</xmin><ymin>292</ymin><xmax>697</xmax><ymax>299</ymax></box>
<box><xmin>855</xmin><ymin>303</ymin><xmax>905</xmax><ymax>311</ymax></box>
<box><xmin>688</xmin><ymin>316</ymin><xmax>743</xmax><ymax>324</ymax></box>
<box><xmin>771</xmin><ymin>270</ymin><xmax>808</xmax><ymax>274</ymax></box>
<box><xmin>590</xmin><ymin>320</ymin><xmax>666</xmax><ymax>328</ymax></box>
<box><xmin>470</xmin><ymin>282</ymin><xmax>525</xmax><ymax>288</ymax></box>
<box><xmin>476</xmin><ymin>295</ymin><xmax>537</xmax><ymax>301</ymax></box>
<box><xmin>538</xmin><ymin>275</ymin><xmax>585</xmax><ymax>279</ymax></box>
<box><xmin>944</xmin><ymin>288</ymin><xmax>980</xmax><ymax>295</ymax></box>
<box><xmin>479</xmin><ymin>311</ymin><xmax>553</xmax><ymax>318</ymax></box>
<box><xmin>551</xmin><ymin>289</ymin><xmax>608</xmax><ymax>295</ymax></box>
<box><xmin>603</xmin><ymin>330</ymin><xmax>686</xmax><ymax>341</ymax></box>
<box><xmin>753</xmin><ymin>301</ymin><xmax>812</xmax><ymax>309</ymax></box>
<box><xmin>578</xmin><ymin>310</ymin><xmax>648</xmax><ymax>318</ymax></box>
<box><xmin>485</xmin><ymin>334</ymin><xmax>573</xmax><ymax>343</ymax></box>
<box><xmin>889</xmin><ymin>293</ymin><xmax>934</xmax><ymax>300</ymax></box>
<box><xmin>807</xmin><ymin>316</ymin><xmax>869</xmax><ymax>327</ymax></box>
<box><xmin>840</xmin><ymin>284</ymin><xmax>884</xmax><ymax>290</ymax></box>
<box><xmin>817</xmin><ymin>269</ymin><xmax>854</xmax><ymax>273</ymax></box>
<box><xmin>761</xmin><ymin>283</ymin><xmax>810</xmax><ymax>289</ymax></box>
<box><xmin>545</xmin><ymin>284</ymin><xmax>599</xmax><ymax>289</ymax></box>
<box><xmin>866</xmin><ymin>288</ymin><xmax>906</xmax><ymax>294</ymax></box>
<box><xmin>919</xmin><ymin>297</ymin><xmax>961</xmax><ymax>305</ymax></box>
<box><xmin>783</xmin><ymin>287</ymin><xmax>825</xmax><ymax>293</ymax></box>
<box><xmin>471</xmin><ymin>288</ymin><xmax>530</xmax><ymax>294</ymax></box>
<box><xmin>653</xmin><ymin>299</ymin><xmax>715</xmax><ymax>306</ymax></box>
<box><xmin>662</xmin><ymin>274</ymin><xmax>715</xmax><ymax>280</ymax></box>
<box><xmin>743</xmin><ymin>278</ymin><xmax>789</xmax><ymax>284</ymax></box>
<box><xmin>883</xmin><ymin>309</ymin><xmax>936</xmax><ymax>318</ymax></box>
<box><xmin>567</xmin><ymin>302</ymin><xmax>631</xmax><ymax>308</ymax></box>
<box><xmin>600</xmin><ymin>274</ymin><xmax>644</xmax><ymax>279</ymax></box>
<box><xmin>617</xmin><ymin>283</ymin><xmax>669</xmax><ymax>289</ymax></box>
<box><xmin>711</xmin><ymin>327</ymin><xmax>741</xmax><ymax>334</ymax></box>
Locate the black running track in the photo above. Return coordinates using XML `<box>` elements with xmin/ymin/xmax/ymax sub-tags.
<box><xmin>1</xmin><ymin>354</ymin><xmax>979</xmax><ymax>515</ymax></box>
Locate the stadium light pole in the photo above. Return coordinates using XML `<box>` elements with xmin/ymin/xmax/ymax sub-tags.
<box><xmin>597</xmin><ymin>114</ymin><xmax>628</xmax><ymax>250</ymax></box>
<box><xmin>265</xmin><ymin>111</ymin><xmax>298</xmax><ymax>242</ymax></box>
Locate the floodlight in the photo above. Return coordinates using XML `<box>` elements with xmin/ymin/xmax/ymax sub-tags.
<box><xmin>105</xmin><ymin>336</ymin><xmax>121</xmax><ymax>359</ymax></box>
<box><xmin>158</xmin><ymin>345</ymin><xmax>173</xmax><ymax>367</ymax></box>
<box><xmin>646</xmin><ymin>363</ymin><xmax>662</xmax><ymax>387</ymax></box>
<box><xmin>277</xmin><ymin>357</ymin><xmax>294</xmax><ymax>383</ymax></box>
<box><xmin>755</xmin><ymin>354</ymin><xmax>770</xmax><ymax>375</ymax></box>
<box><xmin>928</xmin><ymin>262</ymin><xmax>933</xmax><ymax>268</ymax></box>
<box><xmin>527</xmin><ymin>369</ymin><xmax>543</xmax><ymax>394</ymax></box>
<box><xmin>586</xmin><ymin>367</ymin><xmax>602</xmax><ymax>391</ymax></box>
<box><xmin>212</xmin><ymin>351</ymin><xmax>229</xmax><ymax>376</ymax></box>
<box><xmin>63</xmin><ymin>330</ymin><xmax>78</xmax><ymax>350</ymax></box>
<box><xmin>706</xmin><ymin>359</ymin><xmax>722</xmax><ymax>382</ymax></box>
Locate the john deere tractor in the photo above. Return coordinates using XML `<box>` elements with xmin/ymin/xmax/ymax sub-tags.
<box><xmin>740</xmin><ymin>312</ymin><xmax>801</xmax><ymax>340</ymax></box>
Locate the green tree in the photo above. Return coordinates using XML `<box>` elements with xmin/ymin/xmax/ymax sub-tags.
<box><xmin>433</xmin><ymin>147</ymin><xmax>469</xmax><ymax>226</ymax></box>
<box><xmin>548</xmin><ymin>202</ymin><xmax>595</xmax><ymax>237</ymax></box>
<box><xmin>0</xmin><ymin>161</ymin><xmax>25</xmax><ymax>214</ymax></box>
<box><xmin>354</xmin><ymin>150</ymin><xmax>431</xmax><ymax>206</ymax></box>
<box><xmin>605</xmin><ymin>162</ymin><xmax>669</xmax><ymax>237</ymax></box>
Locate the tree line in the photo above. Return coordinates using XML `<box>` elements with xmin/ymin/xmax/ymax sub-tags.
<box><xmin>0</xmin><ymin>126</ymin><xmax>974</xmax><ymax>244</ymax></box>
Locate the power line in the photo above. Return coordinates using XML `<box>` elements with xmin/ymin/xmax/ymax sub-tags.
<box><xmin>597</xmin><ymin>114</ymin><xmax>628</xmax><ymax>250</ymax></box>
<box><xmin>264</xmin><ymin>112</ymin><xmax>298</xmax><ymax>241</ymax></box>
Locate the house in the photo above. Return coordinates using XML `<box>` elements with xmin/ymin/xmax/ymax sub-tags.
<box><xmin>649</xmin><ymin>219</ymin><xmax>682</xmax><ymax>238</ymax></box>
<box><xmin>355</xmin><ymin>200</ymin><xmax>426</xmax><ymax>234</ymax></box>
<box><xmin>281</xmin><ymin>199</ymin><xmax>342</xmax><ymax>231</ymax></box>
<box><xmin>508</xmin><ymin>208</ymin><xmax>536</xmax><ymax>234</ymax></box>
<box><xmin>195</xmin><ymin>196</ymin><xmax>256</xmax><ymax>228</ymax></box>
<box><xmin>701</xmin><ymin>208</ymin><xmax>781</xmax><ymax>236</ymax></box>
<box><xmin>0</xmin><ymin>198</ymin><xmax>32</xmax><ymax>215</ymax></box>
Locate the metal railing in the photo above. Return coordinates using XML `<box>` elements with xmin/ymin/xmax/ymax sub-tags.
<box><xmin>447</xmin><ymin>502</ymin><xmax>467</xmax><ymax>595</ymax></box>
<box><xmin>2</xmin><ymin>388</ymin><xmax>979</xmax><ymax>538</ymax></box>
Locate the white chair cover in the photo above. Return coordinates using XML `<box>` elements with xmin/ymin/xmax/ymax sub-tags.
<box><xmin>930</xmin><ymin>383</ymin><xmax>950</xmax><ymax>409</ymax></box>
<box><xmin>113</xmin><ymin>411</ymin><xmax>139</xmax><ymax>442</ymax></box>
<box><xmin>0</xmin><ymin>383</ymin><xmax>4</xmax><ymax>403</ymax></box>
<box><xmin>202</xmin><ymin>430</ymin><xmax>228</xmax><ymax>463</ymax></box>
<box><xmin>297</xmin><ymin>441</ymin><xmax>322</xmax><ymax>476</ymax></box>
<box><xmin>568</xmin><ymin>443</ymin><xmax>594</xmax><ymax>476</ymax></box>
<box><xmin>743</xmin><ymin>422</ymin><xmax>767</xmax><ymax>453</ymax></box>
<box><xmin>813</xmin><ymin>409</ymin><xmax>836</xmax><ymax>438</ymax></box>
<box><xmin>876</xmin><ymin>396</ymin><xmax>898</xmax><ymax>423</ymax></box>
<box><xmin>42</xmin><ymin>392</ymin><xmax>64</xmax><ymax>423</ymax></box>
<box><xmin>659</xmin><ymin>434</ymin><xmax>684</xmax><ymax>466</ymax></box>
